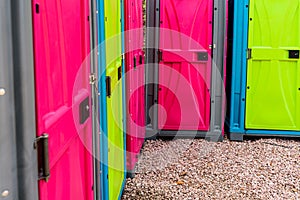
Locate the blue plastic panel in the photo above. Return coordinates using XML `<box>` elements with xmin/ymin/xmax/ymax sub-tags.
<box><xmin>121</xmin><ymin>0</ymin><xmax>127</xmax><ymax>198</ymax></box>
<box><xmin>97</xmin><ymin>0</ymin><xmax>109</xmax><ymax>200</ymax></box>
<box><xmin>228</xmin><ymin>0</ymin><xmax>249</xmax><ymax>134</ymax></box>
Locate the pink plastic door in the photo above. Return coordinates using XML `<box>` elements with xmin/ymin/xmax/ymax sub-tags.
<box><xmin>158</xmin><ymin>0</ymin><xmax>213</xmax><ymax>131</ymax></box>
<box><xmin>124</xmin><ymin>0</ymin><xmax>145</xmax><ymax>172</ymax></box>
<box><xmin>32</xmin><ymin>1</ymin><xmax>94</xmax><ymax>199</ymax></box>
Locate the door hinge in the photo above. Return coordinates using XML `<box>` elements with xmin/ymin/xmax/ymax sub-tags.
<box><xmin>34</xmin><ymin>134</ymin><xmax>50</xmax><ymax>182</ymax></box>
<box><xmin>247</xmin><ymin>48</ymin><xmax>252</xmax><ymax>59</ymax></box>
<box><xmin>209</xmin><ymin>44</ymin><xmax>216</xmax><ymax>49</ymax></box>
<box><xmin>157</xmin><ymin>50</ymin><xmax>162</xmax><ymax>62</ymax></box>
<box><xmin>121</xmin><ymin>53</ymin><xmax>125</xmax><ymax>61</ymax></box>
<box><xmin>89</xmin><ymin>73</ymin><xmax>97</xmax><ymax>85</ymax></box>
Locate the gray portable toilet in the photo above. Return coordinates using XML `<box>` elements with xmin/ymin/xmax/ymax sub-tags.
<box><xmin>0</xmin><ymin>0</ymin><xmax>38</xmax><ymax>199</ymax></box>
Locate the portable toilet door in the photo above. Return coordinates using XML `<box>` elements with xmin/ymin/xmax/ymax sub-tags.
<box><xmin>245</xmin><ymin>0</ymin><xmax>300</xmax><ymax>131</ymax></box>
<box><xmin>227</xmin><ymin>0</ymin><xmax>300</xmax><ymax>141</ymax></box>
<box><xmin>156</xmin><ymin>0</ymin><xmax>227</xmax><ymax>139</ymax></box>
<box><xmin>104</xmin><ymin>0</ymin><xmax>126</xmax><ymax>199</ymax></box>
<box><xmin>124</xmin><ymin>0</ymin><xmax>146</xmax><ymax>178</ymax></box>
<box><xmin>158</xmin><ymin>0</ymin><xmax>213</xmax><ymax>134</ymax></box>
<box><xmin>32</xmin><ymin>0</ymin><xmax>94</xmax><ymax>199</ymax></box>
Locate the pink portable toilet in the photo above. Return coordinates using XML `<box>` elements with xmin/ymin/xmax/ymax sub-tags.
<box><xmin>145</xmin><ymin>0</ymin><xmax>227</xmax><ymax>140</ymax></box>
<box><xmin>158</xmin><ymin>0</ymin><xmax>213</xmax><ymax>131</ymax></box>
<box><xmin>124</xmin><ymin>0</ymin><xmax>146</xmax><ymax>177</ymax></box>
<box><xmin>32</xmin><ymin>0</ymin><xmax>94</xmax><ymax>199</ymax></box>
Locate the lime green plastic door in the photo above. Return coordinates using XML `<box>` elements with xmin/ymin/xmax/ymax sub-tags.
<box><xmin>246</xmin><ymin>0</ymin><xmax>300</xmax><ymax>130</ymax></box>
<box><xmin>104</xmin><ymin>0</ymin><xmax>124</xmax><ymax>199</ymax></box>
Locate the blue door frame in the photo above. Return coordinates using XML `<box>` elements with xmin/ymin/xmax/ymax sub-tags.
<box><xmin>96</xmin><ymin>0</ymin><xmax>108</xmax><ymax>199</ymax></box>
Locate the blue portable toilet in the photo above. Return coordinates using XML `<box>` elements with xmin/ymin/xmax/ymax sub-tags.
<box><xmin>94</xmin><ymin>0</ymin><xmax>108</xmax><ymax>199</ymax></box>
<box><xmin>227</xmin><ymin>0</ymin><xmax>300</xmax><ymax>141</ymax></box>
<box><xmin>121</xmin><ymin>0</ymin><xmax>127</xmax><ymax>194</ymax></box>
<box><xmin>97</xmin><ymin>0</ymin><xmax>126</xmax><ymax>199</ymax></box>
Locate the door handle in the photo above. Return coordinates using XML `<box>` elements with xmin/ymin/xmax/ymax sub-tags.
<box><xmin>134</xmin><ymin>56</ymin><xmax>137</xmax><ymax>70</ymax></box>
<box><xmin>79</xmin><ymin>97</ymin><xmax>90</xmax><ymax>124</ymax></box>
<box><xmin>139</xmin><ymin>54</ymin><xmax>143</xmax><ymax>64</ymax></box>
<box><xmin>35</xmin><ymin>3</ymin><xmax>40</xmax><ymax>14</ymax></box>
<box><xmin>106</xmin><ymin>76</ymin><xmax>111</xmax><ymax>97</ymax></box>
<box><xmin>118</xmin><ymin>66</ymin><xmax>122</xmax><ymax>80</ymax></box>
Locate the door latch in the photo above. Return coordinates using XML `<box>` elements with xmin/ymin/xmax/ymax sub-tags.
<box><xmin>197</xmin><ymin>52</ymin><xmax>208</xmax><ymax>61</ymax></box>
<box><xmin>289</xmin><ymin>50</ymin><xmax>299</xmax><ymax>59</ymax></box>
<box><xmin>89</xmin><ymin>73</ymin><xmax>97</xmax><ymax>85</ymax></box>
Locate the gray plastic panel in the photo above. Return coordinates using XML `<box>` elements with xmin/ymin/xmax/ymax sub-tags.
<box><xmin>210</xmin><ymin>0</ymin><xmax>227</xmax><ymax>135</ymax></box>
<box><xmin>0</xmin><ymin>1</ymin><xmax>18</xmax><ymax>199</ymax></box>
<box><xmin>89</xmin><ymin>0</ymin><xmax>101</xmax><ymax>199</ymax></box>
<box><xmin>159</xmin><ymin>131</ymin><xmax>224</xmax><ymax>141</ymax></box>
<box><xmin>145</xmin><ymin>0</ymin><xmax>155</xmax><ymax>125</ymax></box>
<box><xmin>10</xmin><ymin>0</ymin><xmax>39</xmax><ymax>199</ymax></box>
<box><xmin>145</xmin><ymin>0</ymin><xmax>160</xmax><ymax>137</ymax></box>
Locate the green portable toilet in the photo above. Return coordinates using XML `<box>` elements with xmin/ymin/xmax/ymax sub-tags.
<box><xmin>245</xmin><ymin>0</ymin><xmax>300</xmax><ymax>131</ymax></box>
<box><xmin>104</xmin><ymin>0</ymin><xmax>126</xmax><ymax>199</ymax></box>
<box><xmin>227</xmin><ymin>0</ymin><xmax>300</xmax><ymax>141</ymax></box>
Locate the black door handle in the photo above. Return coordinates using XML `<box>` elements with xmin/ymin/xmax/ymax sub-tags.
<box><xmin>118</xmin><ymin>66</ymin><xmax>122</xmax><ymax>80</ymax></box>
<box><xmin>134</xmin><ymin>56</ymin><xmax>137</xmax><ymax>70</ymax></box>
<box><xmin>35</xmin><ymin>134</ymin><xmax>50</xmax><ymax>182</ymax></box>
<box><xmin>79</xmin><ymin>97</ymin><xmax>90</xmax><ymax>124</ymax></box>
<box><xmin>139</xmin><ymin>54</ymin><xmax>143</xmax><ymax>64</ymax></box>
<box><xmin>106</xmin><ymin>76</ymin><xmax>111</xmax><ymax>97</ymax></box>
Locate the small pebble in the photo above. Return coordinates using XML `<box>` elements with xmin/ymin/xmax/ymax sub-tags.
<box><xmin>122</xmin><ymin>138</ymin><xmax>300</xmax><ymax>199</ymax></box>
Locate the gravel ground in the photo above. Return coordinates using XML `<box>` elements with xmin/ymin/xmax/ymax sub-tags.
<box><xmin>122</xmin><ymin>138</ymin><xmax>300</xmax><ymax>199</ymax></box>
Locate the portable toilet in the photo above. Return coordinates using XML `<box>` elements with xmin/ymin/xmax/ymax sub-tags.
<box><xmin>124</xmin><ymin>0</ymin><xmax>146</xmax><ymax>178</ymax></box>
<box><xmin>0</xmin><ymin>0</ymin><xmax>38</xmax><ymax>199</ymax></box>
<box><xmin>89</xmin><ymin>0</ymin><xmax>107</xmax><ymax>199</ymax></box>
<box><xmin>97</xmin><ymin>0</ymin><xmax>109</xmax><ymax>198</ymax></box>
<box><xmin>146</xmin><ymin>0</ymin><xmax>227</xmax><ymax>141</ymax></box>
<box><xmin>103</xmin><ymin>0</ymin><xmax>126</xmax><ymax>199</ymax></box>
<box><xmin>227</xmin><ymin>0</ymin><xmax>300</xmax><ymax>141</ymax></box>
<box><xmin>32</xmin><ymin>0</ymin><xmax>94</xmax><ymax>199</ymax></box>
